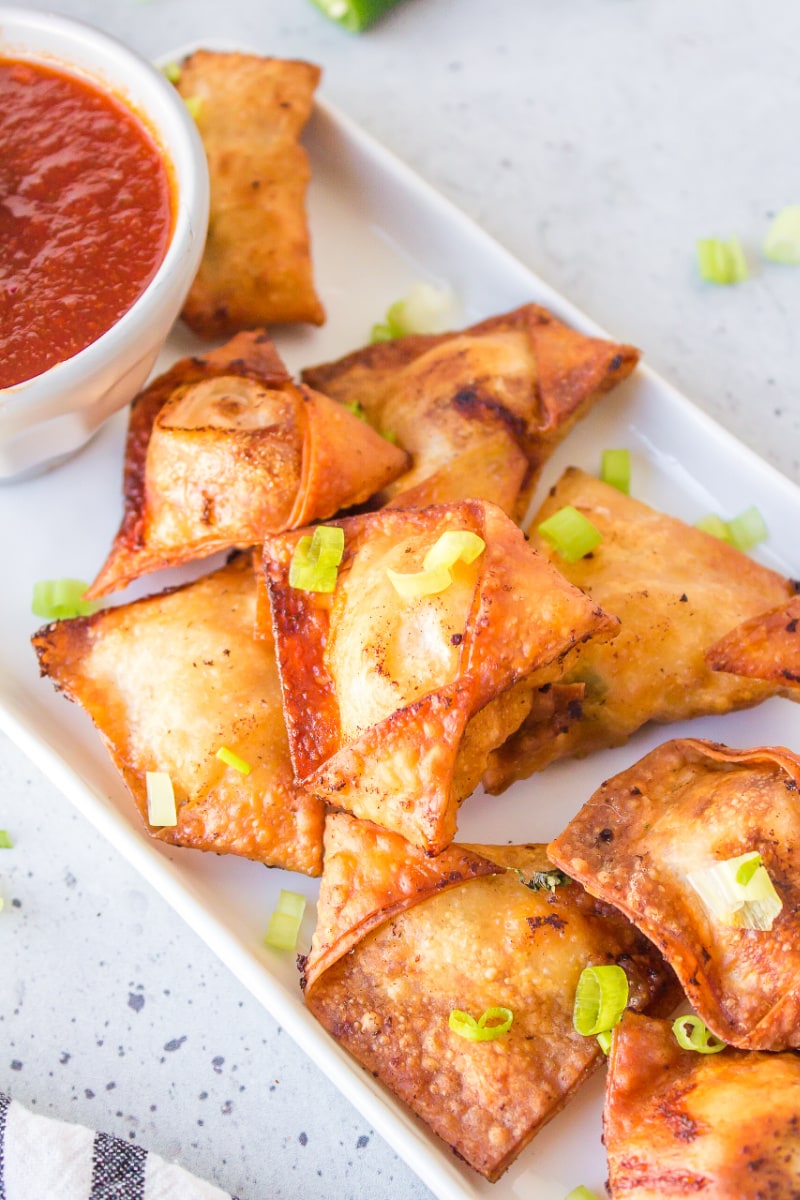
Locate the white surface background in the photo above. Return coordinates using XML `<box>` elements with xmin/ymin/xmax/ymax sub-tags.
<box><xmin>2</xmin><ymin>1</ymin><xmax>799</xmax><ymax>1197</ymax></box>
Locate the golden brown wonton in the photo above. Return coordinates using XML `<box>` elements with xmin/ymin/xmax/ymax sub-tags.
<box><xmin>177</xmin><ymin>49</ymin><xmax>325</xmax><ymax>335</ymax></box>
<box><xmin>87</xmin><ymin>331</ymin><xmax>408</xmax><ymax>598</ymax></box>
<box><xmin>605</xmin><ymin>1013</ymin><xmax>800</xmax><ymax>1199</ymax></box>
<box><xmin>708</xmin><ymin>593</ymin><xmax>800</xmax><ymax>690</ymax></box>
<box><xmin>33</xmin><ymin>555</ymin><xmax>325</xmax><ymax>875</ymax></box>
<box><xmin>263</xmin><ymin>499</ymin><xmax>618</xmax><ymax>853</ymax></box>
<box><xmin>484</xmin><ymin>467</ymin><xmax>797</xmax><ymax>791</ymax></box>
<box><xmin>548</xmin><ymin>737</ymin><xmax>800</xmax><ymax>1050</ymax></box>
<box><xmin>302</xmin><ymin>304</ymin><xmax>640</xmax><ymax>519</ymax></box>
<box><xmin>303</xmin><ymin>814</ymin><xmax>678</xmax><ymax>1182</ymax></box>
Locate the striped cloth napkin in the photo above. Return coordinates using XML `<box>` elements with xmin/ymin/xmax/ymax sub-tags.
<box><xmin>0</xmin><ymin>1093</ymin><xmax>236</xmax><ymax>1199</ymax></box>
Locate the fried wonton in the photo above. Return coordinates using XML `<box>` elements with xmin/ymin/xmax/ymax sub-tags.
<box><xmin>302</xmin><ymin>813</ymin><xmax>678</xmax><ymax>1182</ymax></box>
<box><xmin>87</xmin><ymin>331</ymin><xmax>408</xmax><ymax>598</ymax></box>
<box><xmin>302</xmin><ymin>304</ymin><xmax>640</xmax><ymax>519</ymax></box>
<box><xmin>605</xmin><ymin>1012</ymin><xmax>800</xmax><ymax>1199</ymax></box>
<box><xmin>548</xmin><ymin>737</ymin><xmax>800</xmax><ymax>1050</ymax></box>
<box><xmin>263</xmin><ymin>499</ymin><xmax>618</xmax><ymax>853</ymax></box>
<box><xmin>33</xmin><ymin>555</ymin><xmax>325</xmax><ymax>875</ymax></box>
<box><xmin>484</xmin><ymin>468</ymin><xmax>797</xmax><ymax>791</ymax></box>
<box><xmin>708</xmin><ymin>593</ymin><xmax>800</xmax><ymax>690</ymax></box>
<box><xmin>177</xmin><ymin>49</ymin><xmax>325</xmax><ymax>335</ymax></box>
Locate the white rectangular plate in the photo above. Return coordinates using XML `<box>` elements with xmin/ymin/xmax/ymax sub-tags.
<box><xmin>3</xmin><ymin>88</ymin><xmax>800</xmax><ymax>1200</ymax></box>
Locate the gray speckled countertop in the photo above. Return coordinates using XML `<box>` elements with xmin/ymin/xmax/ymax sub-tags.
<box><xmin>2</xmin><ymin>1</ymin><xmax>799</xmax><ymax>1197</ymax></box>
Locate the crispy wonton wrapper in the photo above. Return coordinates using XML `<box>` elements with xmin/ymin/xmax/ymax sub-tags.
<box><xmin>484</xmin><ymin>468</ymin><xmax>797</xmax><ymax>791</ymax></box>
<box><xmin>302</xmin><ymin>814</ymin><xmax>678</xmax><ymax>1182</ymax></box>
<box><xmin>177</xmin><ymin>49</ymin><xmax>325</xmax><ymax>335</ymax></box>
<box><xmin>263</xmin><ymin>499</ymin><xmax>618</xmax><ymax>853</ymax></box>
<box><xmin>605</xmin><ymin>1013</ymin><xmax>800</xmax><ymax>1199</ymax></box>
<box><xmin>302</xmin><ymin>304</ymin><xmax>640</xmax><ymax>519</ymax></box>
<box><xmin>549</xmin><ymin>737</ymin><xmax>800</xmax><ymax>1050</ymax></box>
<box><xmin>33</xmin><ymin>555</ymin><xmax>325</xmax><ymax>875</ymax></box>
<box><xmin>708</xmin><ymin>593</ymin><xmax>800</xmax><ymax>690</ymax></box>
<box><xmin>87</xmin><ymin>331</ymin><xmax>408</xmax><ymax>598</ymax></box>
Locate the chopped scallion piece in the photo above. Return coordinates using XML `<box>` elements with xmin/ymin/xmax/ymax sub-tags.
<box><xmin>687</xmin><ymin>850</ymin><xmax>783</xmax><ymax>930</ymax></box>
<box><xmin>448</xmin><ymin>1006</ymin><xmax>513</xmax><ymax>1041</ymax></box>
<box><xmin>342</xmin><ymin>399</ymin><xmax>367</xmax><ymax>421</ymax></box>
<box><xmin>538</xmin><ymin>506</ymin><xmax>602</xmax><ymax>563</ymax></box>
<box><xmin>595</xmin><ymin>1029</ymin><xmax>613</xmax><ymax>1055</ymax></box>
<box><xmin>183</xmin><ymin>95</ymin><xmax>203</xmax><ymax>120</ymax></box>
<box><xmin>32</xmin><ymin>579</ymin><xmax>98</xmax><ymax>621</ymax></box>
<box><xmin>697</xmin><ymin>236</ymin><xmax>749</xmax><ymax>284</ymax></box>
<box><xmin>215</xmin><ymin>747</ymin><xmax>252</xmax><ymax>775</ymax></box>
<box><xmin>600</xmin><ymin>448</ymin><xmax>631</xmax><ymax>494</ymax></box>
<box><xmin>370</xmin><ymin>281</ymin><xmax>456</xmax><ymax>342</ymax></box>
<box><xmin>145</xmin><ymin>772</ymin><xmax>178</xmax><ymax>828</ymax></box>
<box><xmin>162</xmin><ymin>61</ymin><xmax>182</xmax><ymax>84</ymax></box>
<box><xmin>726</xmin><ymin>505</ymin><xmax>768</xmax><ymax>552</ymax></box>
<box><xmin>0</xmin><ymin>831</ymin><xmax>12</xmax><ymax>849</ymax></box>
<box><xmin>763</xmin><ymin>205</ymin><xmax>800</xmax><ymax>264</ymax></box>
<box><xmin>265</xmin><ymin>889</ymin><xmax>307</xmax><ymax>950</ymax></box>
<box><xmin>387</xmin><ymin>529</ymin><xmax>486</xmax><ymax>597</ymax></box>
<box><xmin>565</xmin><ymin>1188</ymin><xmax>602</xmax><ymax>1200</ymax></box>
<box><xmin>308</xmin><ymin>0</ymin><xmax>404</xmax><ymax>33</ymax></box>
<box><xmin>573</xmin><ymin>964</ymin><xmax>628</xmax><ymax>1037</ymax></box>
<box><xmin>695</xmin><ymin>513</ymin><xmax>731</xmax><ymax>542</ymax></box>
<box><xmin>672</xmin><ymin>1015</ymin><xmax>726</xmax><ymax>1055</ymax></box>
<box><xmin>511</xmin><ymin>866</ymin><xmax>570</xmax><ymax>892</ymax></box>
<box><xmin>289</xmin><ymin>525</ymin><xmax>345</xmax><ymax>593</ymax></box>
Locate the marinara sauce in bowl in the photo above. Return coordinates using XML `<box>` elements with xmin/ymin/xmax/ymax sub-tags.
<box><xmin>0</xmin><ymin>8</ymin><xmax>209</xmax><ymax>480</ymax></box>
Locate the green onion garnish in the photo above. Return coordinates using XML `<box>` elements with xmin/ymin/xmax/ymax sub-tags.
<box><xmin>511</xmin><ymin>867</ymin><xmax>570</xmax><ymax>892</ymax></box>
<box><xmin>672</xmin><ymin>1015</ymin><xmax>726</xmax><ymax>1055</ymax></box>
<box><xmin>695</xmin><ymin>513</ymin><xmax>732</xmax><ymax>541</ymax></box>
<box><xmin>387</xmin><ymin>529</ymin><xmax>485</xmax><ymax>598</ymax></box>
<box><xmin>565</xmin><ymin>1188</ymin><xmax>602</xmax><ymax>1200</ymax></box>
<box><xmin>308</xmin><ymin>0</ymin><xmax>404</xmax><ymax>32</ymax></box>
<box><xmin>265</xmin><ymin>889</ymin><xmax>307</xmax><ymax>950</ymax></box>
<box><xmin>697</xmin><ymin>236</ymin><xmax>749</xmax><ymax>284</ymax></box>
<box><xmin>370</xmin><ymin>281</ymin><xmax>455</xmax><ymax>342</ymax></box>
<box><xmin>595</xmin><ymin>1029</ymin><xmax>614</xmax><ymax>1055</ymax></box>
<box><xmin>342</xmin><ymin>399</ymin><xmax>367</xmax><ymax>421</ymax></box>
<box><xmin>0</xmin><ymin>831</ymin><xmax>12</xmax><ymax>849</ymax></box>
<box><xmin>448</xmin><ymin>1006</ymin><xmax>513</xmax><ymax>1042</ymax></box>
<box><xmin>289</xmin><ymin>525</ymin><xmax>345</xmax><ymax>593</ymax></box>
<box><xmin>145</xmin><ymin>771</ymin><xmax>178</xmax><ymax>827</ymax></box>
<box><xmin>32</xmin><ymin>579</ymin><xmax>98</xmax><ymax>621</ymax></box>
<box><xmin>183</xmin><ymin>95</ymin><xmax>203</xmax><ymax>120</ymax></box>
<box><xmin>686</xmin><ymin>850</ymin><xmax>783</xmax><ymax>930</ymax></box>
<box><xmin>600</xmin><ymin>448</ymin><xmax>631</xmax><ymax>494</ymax></box>
<box><xmin>726</xmin><ymin>505</ymin><xmax>768</xmax><ymax>552</ymax></box>
<box><xmin>162</xmin><ymin>61</ymin><xmax>182</xmax><ymax>84</ymax></box>
<box><xmin>215</xmin><ymin>747</ymin><xmax>252</xmax><ymax>775</ymax></box>
<box><xmin>572</xmin><ymin>964</ymin><xmax>629</xmax><ymax>1037</ymax></box>
<box><xmin>538</xmin><ymin>506</ymin><xmax>602</xmax><ymax>563</ymax></box>
<box><xmin>763</xmin><ymin>205</ymin><xmax>800</xmax><ymax>265</ymax></box>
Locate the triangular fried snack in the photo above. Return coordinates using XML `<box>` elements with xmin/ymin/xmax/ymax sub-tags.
<box><xmin>707</xmin><ymin>593</ymin><xmax>800</xmax><ymax>690</ymax></box>
<box><xmin>302</xmin><ymin>303</ymin><xmax>639</xmax><ymax>518</ymax></box>
<box><xmin>484</xmin><ymin>467</ymin><xmax>797</xmax><ymax>791</ymax></box>
<box><xmin>176</xmin><ymin>50</ymin><xmax>325</xmax><ymax>335</ymax></box>
<box><xmin>263</xmin><ymin>499</ymin><xmax>618</xmax><ymax>853</ymax></box>
<box><xmin>33</xmin><ymin>555</ymin><xmax>325</xmax><ymax>875</ymax></box>
<box><xmin>549</xmin><ymin>737</ymin><xmax>800</xmax><ymax>1049</ymax></box>
<box><xmin>302</xmin><ymin>814</ymin><xmax>678</xmax><ymax>1182</ymax></box>
<box><xmin>87</xmin><ymin>331</ymin><xmax>408</xmax><ymax>598</ymax></box>
<box><xmin>605</xmin><ymin>1013</ymin><xmax>800</xmax><ymax>1199</ymax></box>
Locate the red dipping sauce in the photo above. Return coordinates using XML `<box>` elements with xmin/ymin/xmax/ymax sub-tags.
<box><xmin>0</xmin><ymin>58</ymin><xmax>173</xmax><ymax>389</ymax></box>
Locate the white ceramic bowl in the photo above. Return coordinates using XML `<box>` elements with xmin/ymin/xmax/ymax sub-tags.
<box><xmin>0</xmin><ymin>7</ymin><xmax>210</xmax><ymax>481</ymax></box>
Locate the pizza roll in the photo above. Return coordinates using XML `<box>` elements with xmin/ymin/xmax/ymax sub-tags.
<box><xmin>263</xmin><ymin>499</ymin><xmax>618</xmax><ymax>853</ymax></box>
<box><xmin>302</xmin><ymin>814</ymin><xmax>678</xmax><ymax>1182</ymax></box>
<box><xmin>484</xmin><ymin>467</ymin><xmax>797</xmax><ymax>791</ymax></box>
<box><xmin>87</xmin><ymin>331</ymin><xmax>408</xmax><ymax>598</ymax></box>
<box><xmin>708</xmin><ymin>593</ymin><xmax>800</xmax><ymax>690</ymax></box>
<box><xmin>33</xmin><ymin>555</ymin><xmax>325</xmax><ymax>875</ymax></box>
<box><xmin>605</xmin><ymin>1012</ymin><xmax>800</xmax><ymax>1199</ymax></box>
<box><xmin>549</xmin><ymin>737</ymin><xmax>800</xmax><ymax>1049</ymax></box>
<box><xmin>302</xmin><ymin>304</ymin><xmax>639</xmax><ymax>519</ymax></box>
<box><xmin>177</xmin><ymin>49</ymin><xmax>325</xmax><ymax>335</ymax></box>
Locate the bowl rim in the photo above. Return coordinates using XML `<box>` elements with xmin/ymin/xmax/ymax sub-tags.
<box><xmin>0</xmin><ymin>5</ymin><xmax>209</xmax><ymax>401</ymax></box>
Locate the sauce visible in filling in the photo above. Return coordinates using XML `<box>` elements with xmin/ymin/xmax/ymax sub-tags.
<box><xmin>0</xmin><ymin>58</ymin><xmax>173</xmax><ymax>389</ymax></box>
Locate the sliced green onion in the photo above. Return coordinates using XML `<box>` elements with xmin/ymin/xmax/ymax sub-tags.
<box><xmin>387</xmin><ymin>530</ymin><xmax>486</xmax><ymax>597</ymax></box>
<box><xmin>215</xmin><ymin>747</ymin><xmax>252</xmax><ymax>775</ymax></box>
<box><xmin>308</xmin><ymin>0</ymin><xmax>404</xmax><ymax>33</ymax></box>
<box><xmin>573</xmin><ymin>964</ymin><xmax>629</xmax><ymax>1037</ymax></box>
<box><xmin>763</xmin><ymin>205</ymin><xmax>800</xmax><ymax>264</ymax></box>
<box><xmin>289</xmin><ymin>525</ymin><xmax>345</xmax><ymax>593</ymax></box>
<box><xmin>370</xmin><ymin>281</ymin><xmax>456</xmax><ymax>342</ymax></box>
<box><xmin>695</xmin><ymin>513</ymin><xmax>731</xmax><ymax>541</ymax></box>
<box><xmin>265</xmin><ymin>889</ymin><xmax>307</xmax><ymax>950</ymax></box>
<box><xmin>511</xmin><ymin>867</ymin><xmax>570</xmax><ymax>892</ymax></box>
<box><xmin>697</xmin><ymin>236</ymin><xmax>749</xmax><ymax>284</ymax></box>
<box><xmin>145</xmin><ymin>772</ymin><xmax>178</xmax><ymax>828</ymax></box>
<box><xmin>565</xmin><ymin>1187</ymin><xmax>602</xmax><ymax>1200</ymax></box>
<box><xmin>342</xmin><ymin>399</ymin><xmax>367</xmax><ymax>421</ymax></box>
<box><xmin>162</xmin><ymin>61</ymin><xmax>182</xmax><ymax>84</ymax></box>
<box><xmin>32</xmin><ymin>579</ymin><xmax>98</xmax><ymax>620</ymax></box>
<box><xmin>538</xmin><ymin>506</ymin><xmax>602</xmax><ymax>563</ymax></box>
<box><xmin>672</xmin><ymin>1015</ymin><xmax>726</xmax><ymax>1055</ymax></box>
<box><xmin>687</xmin><ymin>850</ymin><xmax>783</xmax><ymax>930</ymax></box>
<box><xmin>726</xmin><ymin>505</ymin><xmax>768</xmax><ymax>552</ymax></box>
<box><xmin>448</xmin><ymin>1006</ymin><xmax>513</xmax><ymax>1041</ymax></box>
<box><xmin>370</xmin><ymin>322</ymin><xmax>395</xmax><ymax>344</ymax></box>
<box><xmin>0</xmin><ymin>831</ymin><xmax>12</xmax><ymax>849</ymax></box>
<box><xmin>600</xmin><ymin>448</ymin><xmax>631</xmax><ymax>494</ymax></box>
<box><xmin>596</xmin><ymin>1029</ymin><xmax>614</xmax><ymax>1055</ymax></box>
<box><xmin>183</xmin><ymin>95</ymin><xmax>203</xmax><ymax>120</ymax></box>
<box><xmin>386</xmin><ymin>563</ymin><xmax>452</xmax><ymax>598</ymax></box>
